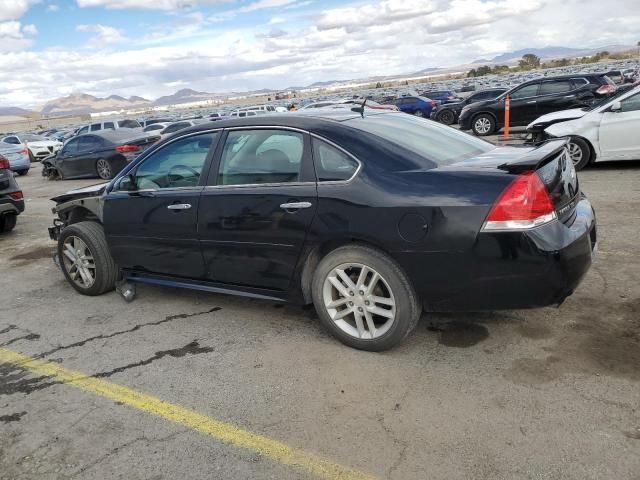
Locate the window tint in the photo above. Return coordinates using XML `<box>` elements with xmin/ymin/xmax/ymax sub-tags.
<box><xmin>132</xmin><ymin>133</ymin><xmax>216</xmax><ymax>190</ymax></box>
<box><xmin>346</xmin><ymin>113</ymin><xmax>494</xmax><ymax>166</ymax></box>
<box><xmin>117</xmin><ymin>120</ymin><xmax>141</xmax><ymax>128</ymax></box>
<box><xmin>510</xmin><ymin>84</ymin><xmax>539</xmax><ymax>99</ymax></box>
<box><xmin>539</xmin><ymin>81</ymin><xmax>573</xmax><ymax>95</ymax></box>
<box><xmin>104</xmin><ymin>122</ymin><xmax>115</xmax><ymax>129</ymax></box>
<box><xmin>90</xmin><ymin>123</ymin><xmax>102</xmax><ymax>132</ymax></box>
<box><xmin>63</xmin><ymin>138</ymin><xmax>80</xmax><ymax>155</ymax></box>
<box><xmin>78</xmin><ymin>136</ymin><xmax>103</xmax><ymax>151</ymax></box>
<box><xmin>217</xmin><ymin>130</ymin><xmax>303</xmax><ymax>186</ymax></box>
<box><xmin>571</xmin><ymin>78</ymin><xmax>589</xmax><ymax>89</ymax></box>
<box><xmin>4</xmin><ymin>136</ymin><xmax>20</xmax><ymax>144</ymax></box>
<box><xmin>620</xmin><ymin>92</ymin><xmax>640</xmax><ymax>113</ymax></box>
<box><xmin>312</xmin><ymin>139</ymin><xmax>358</xmax><ymax>182</ymax></box>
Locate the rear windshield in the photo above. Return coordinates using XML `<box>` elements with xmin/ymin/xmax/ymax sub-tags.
<box><xmin>117</xmin><ymin>120</ymin><xmax>141</xmax><ymax>128</ymax></box>
<box><xmin>345</xmin><ymin>113</ymin><xmax>494</xmax><ymax>166</ymax></box>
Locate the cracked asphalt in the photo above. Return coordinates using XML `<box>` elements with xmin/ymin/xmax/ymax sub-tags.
<box><xmin>1</xmin><ymin>160</ymin><xmax>639</xmax><ymax>480</ymax></box>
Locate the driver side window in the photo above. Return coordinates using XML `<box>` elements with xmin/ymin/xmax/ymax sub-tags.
<box><xmin>620</xmin><ymin>93</ymin><xmax>640</xmax><ymax>113</ymax></box>
<box><xmin>131</xmin><ymin>133</ymin><xmax>217</xmax><ymax>190</ymax></box>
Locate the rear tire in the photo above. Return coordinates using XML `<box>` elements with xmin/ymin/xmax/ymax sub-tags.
<box><xmin>311</xmin><ymin>245</ymin><xmax>421</xmax><ymax>351</ymax></box>
<box><xmin>437</xmin><ymin>109</ymin><xmax>455</xmax><ymax>125</ymax></box>
<box><xmin>471</xmin><ymin>114</ymin><xmax>496</xmax><ymax>136</ymax></box>
<box><xmin>96</xmin><ymin>158</ymin><xmax>113</xmax><ymax>180</ymax></box>
<box><xmin>57</xmin><ymin>221</ymin><xmax>117</xmax><ymax>296</ymax></box>
<box><xmin>17</xmin><ymin>169</ymin><xmax>28</xmax><ymax>176</ymax></box>
<box><xmin>567</xmin><ymin>137</ymin><xmax>591</xmax><ymax>171</ymax></box>
<box><xmin>0</xmin><ymin>214</ymin><xmax>17</xmax><ymax>233</ymax></box>
<box><xmin>414</xmin><ymin>110</ymin><xmax>424</xmax><ymax>117</ymax></box>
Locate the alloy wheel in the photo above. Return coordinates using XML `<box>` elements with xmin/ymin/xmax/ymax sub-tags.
<box><xmin>322</xmin><ymin>263</ymin><xmax>396</xmax><ymax>339</ymax></box>
<box><xmin>97</xmin><ymin>159</ymin><xmax>111</xmax><ymax>179</ymax></box>
<box><xmin>474</xmin><ymin>117</ymin><xmax>491</xmax><ymax>134</ymax></box>
<box><xmin>414</xmin><ymin>110</ymin><xmax>424</xmax><ymax>117</ymax></box>
<box><xmin>62</xmin><ymin>236</ymin><xmax>96</xmax><ymax>288</ymax></box>
<box><xmin>567</xmin><ymin>142</ymin><xmax>583</xmax><ymax>165</ymax></box>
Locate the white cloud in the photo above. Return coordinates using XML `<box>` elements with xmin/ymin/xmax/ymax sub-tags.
<box><xmin>22</xmin><ymin>23</ymin><xmax>37</xmax><ymax>35</ymax></box>
<box><xmin>47</xmin><ymin>4</ymin><xmax>60</xmax><ymax>12</ymax></box>
<box><xmin>0</xmin><ymin>21</ymin><xmax>37</xmax><ymax>52</ymax></box>
<box><xmin>0</xmin><ymin>0</ymin><xmax>36</xmax><ymax>21</ymax></box>
<box><xmin>237</xmin><ymin>0</ymin><xmax>299</xmax><ymax>13</ymax></box>
<box><xmin>76</xmin><ymin>0</ymin><xmax>229</xmax><ymax>10</ymax></box>
<box><xmin>76</xmin><ymin>24</ymin><xmax>127</xmax><ymax>48</ymax></box>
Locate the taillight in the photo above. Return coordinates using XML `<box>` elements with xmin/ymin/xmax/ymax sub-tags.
<box><xmin>0</xmin><ymin>156</ymin><xmax>9</xmax><ymax>169</ymax></box>
<box><xmin>19</xmin><ymin>148</ymin><xmax>29</xmax><ymax>156</ymax></box>
<box><xmin>9</xmin><ymin>191</ymin><xmax>23</xmax><ymax>200</ymax></box>
<box><xmin>596</xmin><ymin>84</ymin><xmax>616</xmax><ymax>95</ymax></box>
<box><xmin>115</xmin><ymin>144</ymin><xmax>141</xmax><ymax>153</ymax></box>
<box><xmin>482</xmin><ymin>171</ymin><xmax>556</xmax><ymax>231</ymax></box>
<box><xmin>431</xmin><ymin>100</ymin><xmax>438</xmax><ymax>108</ymax></box>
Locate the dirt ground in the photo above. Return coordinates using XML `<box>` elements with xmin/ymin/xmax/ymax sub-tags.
<box><xmin>1</xmin><ymin>159</ymin><xmax>638</xmax><ymax>480</ymax></box>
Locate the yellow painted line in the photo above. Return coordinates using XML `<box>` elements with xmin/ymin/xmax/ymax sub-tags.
<box><xmin>0</xmin><ymin>348</ymin><xmax>377</xmax><ymax>480</ymax></box>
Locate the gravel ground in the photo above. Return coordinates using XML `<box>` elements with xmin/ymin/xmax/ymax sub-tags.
<box><xmin>1</xmin><ymin>158</ymin><xmax>638</xmax><ymax>480</ymax></box>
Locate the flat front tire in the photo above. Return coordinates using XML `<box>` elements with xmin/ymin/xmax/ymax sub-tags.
<box><xmin>311</xmin><ymin>245</ymin><xmax>421</xmax><ymax>351</ymax></box>
<box><xmin>57</xmin><ymin>221</ymin><xmax>117</xmax><ymax>296</ymax></box>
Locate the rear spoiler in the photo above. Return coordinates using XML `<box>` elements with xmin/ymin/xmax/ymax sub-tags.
<box><xmin>498</xmin><ymin>138</ymin><xmax>569</xmax><ymax>174</ymax></box>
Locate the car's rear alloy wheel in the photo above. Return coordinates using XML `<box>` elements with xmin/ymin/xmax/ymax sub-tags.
<box><xmin>62</xmin><ymin>236</ymin><xmax>96</xmax><ymax>289</ymax></box>
<box><xmin>323</xmin><ymin>263</ymin><xmax>396</xmax><ymax>340</ymax></box>
<box><xmin>96</xmin><ymin>159</ymin><xmax>112</xmax><ymax>180</ymax></box>
<box><xmin>414</xmin><ymin>110</ymin><xmax>424</xmax><ymax>117</ymax></box>
<box><xmin>567</xmin><ymin>137</ymin><xmax>591</xmax><ymax>171</ymax></box>
<box><xmin>438</xmin><ymin>110</ymin><xmax>455</xmax><ymax>125</ymax></box>
<box><xmin>58</xmin><ymin>221</ymin><xmax>117</xmax><ymax>296</ymax></box>
<box><xmin>472</xmin><ymin>115</ymin><xmax>495</xmax><ymax>136</ymax></box>
<box><xmin>312</xmin><ymin>245</ymin><xmax>421</xmax><ymax>351</ymax></box>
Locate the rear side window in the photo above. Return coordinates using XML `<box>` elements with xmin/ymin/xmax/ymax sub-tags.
<box><xmin>539</xmin><ymin>81</ymin><xmax>573</xmax><ymax>95</ymax></box>
<box><xmin>217</xmin><ymin>130</ymin><xmax>303</xmax><ymax>186</ymax></box>
<box><xmin>312</xmin><ymin>139</ymin><xmax>358</xmax><ymax>182</ymax></box>
<box><xmin>78</xmin><ymin>136</ymin><xmax>103</xmax><ymax>151</ymax></box>
<box><xmin>90</xmin><ymin>123</ymin><xmax>102</xmax><ymax>131</ymax></box>
<box><xmin>571</xmin><ymin>78</ymin><xmax>589</xmax><ymax>89</ymax></box>
<box><xmin>620</xmin><ymin>92</ymin><xmax>640</xmax><ymax>112</ymax></box>
<box><xmin>117</xmin><ymin>120</ymin><xmax>141</xmax><ymax>128</ymax></box>
<box><xmin>104</xmin><ymin>122</ymin><xmax>115</xmax><ymax>129</ymax></box>
<box><xmin>4</xmin><ymin>136</ymin><xmax>20</xmax><ymax>144</ymax></box>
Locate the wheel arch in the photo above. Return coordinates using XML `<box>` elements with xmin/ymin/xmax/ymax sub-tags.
<box><xmin>298</xmin><ymin>237</ymin><xmax>395</xmax><ymax>304</ymax></box>
<box><xmin>569</xmin><ymin>135</ymin><xmax>596</xmax><ymax>163</ymax></box>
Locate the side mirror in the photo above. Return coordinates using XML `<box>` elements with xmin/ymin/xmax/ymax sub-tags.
<box><xmin>117</xmin><ymin>173</ymin><xmax>137</xmax><ymax>191</ymax></box>
<box><xmin>610</xmin><ymin>101</ymin><xmax>622</xmax><ymax>112</ymax></box>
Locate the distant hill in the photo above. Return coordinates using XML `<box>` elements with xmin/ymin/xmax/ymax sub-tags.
<box><xmin>0</xmin><ymin>106</ymin><xmax>34</xmax><ymax>116</ymax></box>
<box><xmin>41</xmin><ymin>93</ymin><xmax>151</xmax><ymax>116</ymax></box>
<box><xmin>475</xmin><ymin>44</ymin><xmax>635</xmax><ymax>64</ymax></box>
<box><xmin>153</xmin><ymin>88</ymin><xmax>216</xmax><ymax>106</ymax></box>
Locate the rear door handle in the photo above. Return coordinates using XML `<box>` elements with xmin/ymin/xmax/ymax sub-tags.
<box><xmin>526</xmin><ymin>100</ymin><xmax>537</xmax><ymax>104</ymax></box>
<box><xmin>167</xmin><ymin>203</ymin><xmax>192</xmax><ymax>210</ymax></box>
<box><xmin>280</xmin><ymin>202</ymin><xmax>312</xmax><ymax>210</ymax></box>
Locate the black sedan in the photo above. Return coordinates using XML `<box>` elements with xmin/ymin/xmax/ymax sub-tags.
<box><xmin>42</xmin><ymin>130</ymin><xmax>160</xmax><ymax>180</ymax></box>
<box><xmin>48</xmin><ymin>111</ymin><xmax>596</xmax><ymax>351</ymax></box>
<box><xmin>431</xmin><ymin>88</ymin><xmax>507</xmax><ymax>125</ymax></box>
<box><xmin>458</xmin><ymin>74</ymin><xmax>616</xmax><ymax>135</ymax></box>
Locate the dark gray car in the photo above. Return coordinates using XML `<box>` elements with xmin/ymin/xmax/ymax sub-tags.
<box><xmin>0</xmin><ymin>154</ymin><xmax>25</xmax><ymax>233</ymax></box>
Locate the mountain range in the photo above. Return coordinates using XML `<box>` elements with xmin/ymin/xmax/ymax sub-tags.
<box><xmin>473</xmin><ymin>44</ymin><xmax>633</xmax><ymax>64</ymax></box>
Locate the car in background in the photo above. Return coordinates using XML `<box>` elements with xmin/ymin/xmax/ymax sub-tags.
<box><xmin>459</xmin><ymin>74</ymin><xmax>617</xmax><ymax>136</ymax></box>
<box><xmin>143</xmin><ymin>122</ymin><xmax>171</xmax><ymax>133</ymax></box>
<box><xmin>42</xmin><ymin>130</ymin><xmax>160</xmax><ymax>180</ymax></box>
<box><xmin>431</xmin><ymin>88</ymin><xmax>507</xmax><ymax>125</ymax></box>
<box><xmin>139</xmin><ymin>118</ymin><xmax>174</xmax><ymax>128</ymax></box>
<box><xmin>0</xmin><ymin>154</ymin><xmax>24</xmax><ymax>233</ymax></box>
<box><xmin>75</xmin><ymin>119</ymin><xmax>142</xmax><ymax>136</ymax></box>
<box><xmin>526</xmin><ymin>84</ymin><xmax>640</xmax><ymax>170</ymax></box>
<box><xmin>0</xmin><ymin>143</ymin><xmax>30</xmax><ymax>175</ymax></box>
<box><xmin>602</xmin><ymin>70</ymin><xmax>625</xmax><ymax>85</ymax></box>
<box><xmin>47</xmin><ymin>111</ymin><xmax>595</xmax><ymax>351</ymax></box>
<box><xmin>157</xmin><ymin>120</ymin><xmax>208</xmax><ymax>139</ymax></box>
<box><xmin>1</xmin><ymin>133</ymin><xmax>63</xmax><ymax>161</ymax></box>
<box><xmin>421</xmin><ymin>90</ymin><xmax>461</xmax><ymax>104</ymax></box>
<box><xmin>392</xmin><ymin>96</ymin><xmax>438</xmax><ymax>117</ymax></box>
<box><xmin>230</xmin><ymin>105</ymin><xmax>277</xmax><ymax>116</ymax></box>
<box><xmin>301</xmin><ymin>99</ymin><xmax>397</xmax><ymax>111</ymax></box>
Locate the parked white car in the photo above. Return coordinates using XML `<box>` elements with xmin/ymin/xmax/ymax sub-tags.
<box><xmin>527</xmin><ymin>84</ymin><xmax>640</xmax><ymax>170</ymax></box>
<box><xmin>1</xmin><ymin>134</ymin><xmax>63</xmax><ymax>161</ymax></box>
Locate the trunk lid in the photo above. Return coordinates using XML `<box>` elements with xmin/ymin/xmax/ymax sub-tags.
<box><xmin>453</xmin><ymin>139</ymin><xmax>580</xmax><ymax>224</ymax></box>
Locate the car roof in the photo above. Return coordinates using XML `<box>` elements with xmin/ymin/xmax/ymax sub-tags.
<box><xmin>76</xmin><ymin>128</ymin><xmax>147</xmax><ymax>143</ymax></box>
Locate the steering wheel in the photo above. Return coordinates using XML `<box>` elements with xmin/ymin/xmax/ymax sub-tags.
<box><xmin>167</xmin><ymin>164</ymin><xmax>200</xmax><ymax>183</ymax></box>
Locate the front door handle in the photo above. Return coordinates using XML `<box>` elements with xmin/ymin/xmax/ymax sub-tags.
<box><xmin>167</xmin><ymin>203</ymin><xmax>192</xmax><ymax>210</ymax></box>
<box><xmin>280</xmin><ymin>201</ymin><xmax>312</xmax><ymax>210</ymax></box>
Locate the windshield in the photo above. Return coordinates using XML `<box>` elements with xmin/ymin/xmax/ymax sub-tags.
<box><xmin>346</xmin><ymin>113</ymin><xmax>494</xmax><ymax>166</ymax></box>
<box><xmin>22</xmin><ymin>134</ymin><xmax>47</xmax><ymax>142</ymax></box>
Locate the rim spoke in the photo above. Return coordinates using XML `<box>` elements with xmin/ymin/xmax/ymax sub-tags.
<box><xmin>368</xmin><ymin>305</ymin><xmax>394</xmax><ymax>319</ymax></box>
<box><xmin>328</xmin><ymin>276</ymin><xmax>349</xmax><ymax>298</ymax></box>
<box><xmin>333</xmin><ymin>307</ymin><xmax>354</xmax><ymax>320</ymax></box>
<box><xmin>355</xmin><ymin>266</ymin><xmax>369</xmax><ymax>291</ymax></box>
<box><xmin>365</xmin><ymin>272</ymin><xmax>380</xmax><ymax>295</ymax></box>
<box><xmin>63</xmin><ymin>245</ymin><xmax>76</xmax><ymax>262</ymax></box>
<box><xmin>370</xmin><ymin>295</ymin><xmax>394</xmax><ymax>307</ymax></box>
<box><xmin>353</xmin><ymin>311</ymin><xmax>366</xmax><ymax>338</ymax></box>
<box><xmin>336</xmin><ymin>269</ymin><xmax>356</xmax><ymax>290</ymax></box>
<box><xmin>327</xmin><ymin>297</ymin><xmax>349</xmax><ymax>309</ymax></box>
<box><xmin>363</xmin><ymin>310</ymin><xmax>376</xmax><ymax>337</ymax></box>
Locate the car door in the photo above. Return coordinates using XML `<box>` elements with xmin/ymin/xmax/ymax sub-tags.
<box><xmin>598</xmin><ymin>92</ymin><xmax>640</xmax><ymax>160</ymax></box>
<box><xmin>103</xmin><ymin>131</ymin><xmax>219</xmax><ymax>278</ymax></box>
<box><xmin>64</xmin><ymin>135</ymin><xmax>101</xmax><ymax>178</ymax></box>
<box><xmin>535</xmin><ymin>79</ymin><xmax>576</xmax><ymax>117</ymax></box>
<box><xmin>56</xmin><ymin>138</ymin><xmax>80</xmax><ymax>177</ymax></box>
<box><xmin>506</xmin><ymin>83</ymin><xmax>541</xmax><ymax>125</ymax></box>
<box><xmin>198</xmin><ymin>128</ymin><xmax>317</xmax><ymax>291</ymax></box>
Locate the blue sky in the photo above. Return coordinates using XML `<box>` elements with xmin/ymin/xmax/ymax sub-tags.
<box><xmin>1</xmin><ymin>0</ymin><xmax>639</xmax><ymax>107</ymax></box>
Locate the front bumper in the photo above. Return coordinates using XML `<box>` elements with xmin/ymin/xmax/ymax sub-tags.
<box><xmin>397</xmin><ymin>197</ymin><xmax>597</xmax><ymax>311</ymax></box>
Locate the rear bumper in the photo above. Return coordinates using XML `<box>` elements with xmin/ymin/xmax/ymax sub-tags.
<box><xmin>0</xmin><ymin>198</ymin><xmax>25</xmax><ymax>216</ymax></box>
<box><xmin>398</xmin><ymin>197</ymin><xmax>596</xmax><ymax>311</ymax></box>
